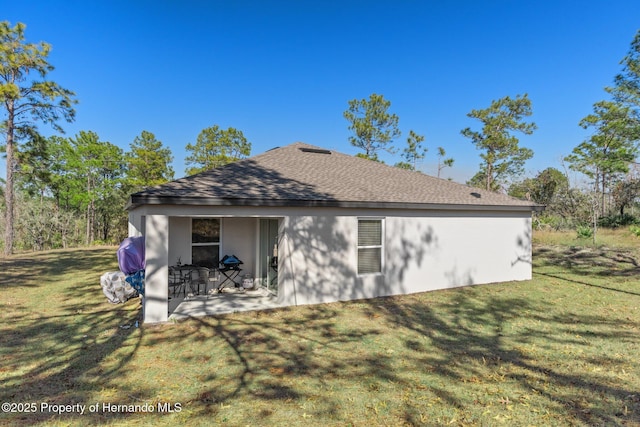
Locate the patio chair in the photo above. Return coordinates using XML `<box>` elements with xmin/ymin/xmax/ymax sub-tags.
<box><xmin>190</xmin><ymin>267</ymin><xmax>212</xmax><ymax>295</ymax></box>
<box><xmin>168</xmin><ymin>266</ymin><xmax>185</xmax><ymax>297</ymax></box>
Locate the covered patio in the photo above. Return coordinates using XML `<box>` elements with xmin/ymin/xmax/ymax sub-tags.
<box><xmin>127</xmin><ymin>210</ymin><xmax>283</xmax><ymax>322</ymax></box>
<box><xmin>168</xmin><ymin>286</ymin><xmax>282</xmax><ymax>320</ymax></box>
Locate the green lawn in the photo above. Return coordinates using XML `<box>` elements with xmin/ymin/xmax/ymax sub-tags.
<box><xmin>0</xmin><ymin>233</ymin><xmax>639</xmax><ymax>426</ymax></box>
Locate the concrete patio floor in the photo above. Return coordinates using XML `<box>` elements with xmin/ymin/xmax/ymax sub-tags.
<box><xmin>168</xmin><ymin>286</ymin><xmax>282</xmax><ymax>321</ymax></box>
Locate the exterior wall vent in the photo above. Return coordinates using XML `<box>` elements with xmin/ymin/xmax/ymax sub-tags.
<box><xmin>299</xmin><ymin>147</ymin><xmax>332</xmax><ymax>154</ymax></box>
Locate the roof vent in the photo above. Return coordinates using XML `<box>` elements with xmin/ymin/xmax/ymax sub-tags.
<box><xmin>299</xmin><ymin>147</ymin><xmax>331</xmax><ymax>155</ymax></box>
<box><xmin>470</xmin><ymin>192</ymin><xmax>481</xmax><ymax>198</ymax></box>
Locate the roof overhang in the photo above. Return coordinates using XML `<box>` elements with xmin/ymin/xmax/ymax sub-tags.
<box><xmin>126</xmin><ymin>195</ymin><xmax>545</xmax><ymax>213</ymax></box>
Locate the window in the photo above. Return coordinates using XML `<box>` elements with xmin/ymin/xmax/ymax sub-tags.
<box><xmin>192</xmin><ymin>218</ymin><xmax>220</xmax><ymax>268</ymax></box>
<box><xmin>358</xmin><ymin>218</ymin><xmax>383</xmax><ymax>274</ymax></box>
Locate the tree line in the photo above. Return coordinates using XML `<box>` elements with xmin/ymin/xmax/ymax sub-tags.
<box><xmin>2</xmin><ymin>124</ymin><xmax>250</xmax><ymax>252</ymax></box>
<box><xmin>343</xmin><ymin>30</ymin><xmax>640</xmax><ymax>240</ymax></box>
<box><xmin>0</xmin><ymin>21</ymin><xmax>255</xmax><ymax>254</ymax></box>
<box><xmin>2</xmin><ymin>21</ymin><xmax>640</xmax><ymax>254</ymax></box>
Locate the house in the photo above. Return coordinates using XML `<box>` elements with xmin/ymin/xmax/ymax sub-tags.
<box><xmin>126</xmin><ymin>142</ymin><xmax>543</xmax><ymax>323</ymax></box>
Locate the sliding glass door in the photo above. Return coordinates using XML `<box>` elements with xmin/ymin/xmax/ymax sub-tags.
<box><xmin>258</xmin><ymin>219</ymin><xmax>279</xmax><ymax>294</ymax></box>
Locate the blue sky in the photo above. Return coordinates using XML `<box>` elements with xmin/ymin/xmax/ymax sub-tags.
<box><xmin>4</xmin><ymin>1</ymin><xmax>640</xmax><ymax>183</ymax></box>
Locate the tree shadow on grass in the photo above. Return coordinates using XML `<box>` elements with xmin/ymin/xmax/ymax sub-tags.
<box><xmin>2</xmin><ymin>246</ymin><xmax>638</xmax><ymax>425</ymax></box>
<box><xmin>144</xmin><ymin>304</ymin><xmax>385</xmax><ymax>421</ymax></box>
<box><xmin>535</xmin><ymin>245</ymin><xmax>640</xmax><ymax>278</ymax></box>
<box><xmin>534</xmin><ymin>245</ymin><xmax>640</xmax><ymax>296</ymax></box>
<box><xmin>0</xmin><ymin>248</ymin><xmax>147</xmax><ymax>425</ymax></box>
<box><xmin>536</xmin><ymin>270</ymin><xmax>640</xmax><ymax>297</ymax></box>
<box><xmin>373</xmin><ymin>283</ymin><xmax>640</xmax><ymax>426</ymax></box>
<box><xmin>143</xmin><ymin>275</ymin><xmax>637</xmax><ymax>425</ymax></box>
<box><xmin>0</xmin><ymin>247</ymin><xmax>118</xmax><ymax>288</ymax></box>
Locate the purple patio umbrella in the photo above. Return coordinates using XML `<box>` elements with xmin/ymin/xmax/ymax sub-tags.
<box><xmin>117</xmin><ymin>236</ymin><xmax>145</xmax><ymax>275</ymax></box>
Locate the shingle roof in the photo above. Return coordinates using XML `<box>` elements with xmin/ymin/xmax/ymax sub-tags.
<box><xmin>127</xmin><ymin>142</ymin><xmax>542</xmax><ymax>211</ymax></box>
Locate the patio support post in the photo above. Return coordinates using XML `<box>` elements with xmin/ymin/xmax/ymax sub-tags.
<box><xmin>144</xmin><ymin>214</ymin><xmax>169</xmax><ymax>323</ymax></box>
<box><xmin>128</xmin><ymin>211</ymin><xmax>143</xmax><ymax>237</ymax></box>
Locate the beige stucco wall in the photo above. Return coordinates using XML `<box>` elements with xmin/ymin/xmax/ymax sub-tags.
<box><xmin>277</xmin><ymin>210</ymin><xmax>531</xmax><ymax>308</ymax></box>
<box><xmin>384</xmin><ymin>213</ymin><xmax>532</xmax><ymax>290</ymax></box>
<box><xmin>130</xmin><ymin>205</ymin><xmax>532</xmax><ymax>322</ymax></box>
<box><xmin>164</xmin><ymin>216</ymin><xmax>257</xmax><ymax>271</ymax></box>
<box><xmin>168</xmin><ymin>217</ymin><xmax>191</xmax><ymax>266</ymax></box>
<box><xmin>222</xmin><ymin>218</ymin><xmax>257</xmax><ymax>274</ymax></box>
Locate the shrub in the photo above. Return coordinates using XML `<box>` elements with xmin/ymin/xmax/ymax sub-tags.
<box><xmin>630</xmin><ymin>225</ymin><xmax>640</xmax><ymax>237</ymax></box>
<box><xmin>576</xmin><ymin>225</ymin><xmax>593</xmax><ymax>239</ymax></box>
<box><xmin>533</xmin><ymin>215</ymin><xmax>560</xmax><ymax>230</ymax></box>
<box><xmin>598</xmin><ymin>213</ymin><xmax>639</xmax><ymax>228</ymax></box>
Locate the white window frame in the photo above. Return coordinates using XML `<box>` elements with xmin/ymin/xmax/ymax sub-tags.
<box><xmin>357</xmin><ymin>217</ymin><xmax>384</xmax><ymax>275</ymax></box>
<box><xmin>191</xmin><ymin>218</ymin><xmax>221</xmax><ymax>267</ymax></box>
